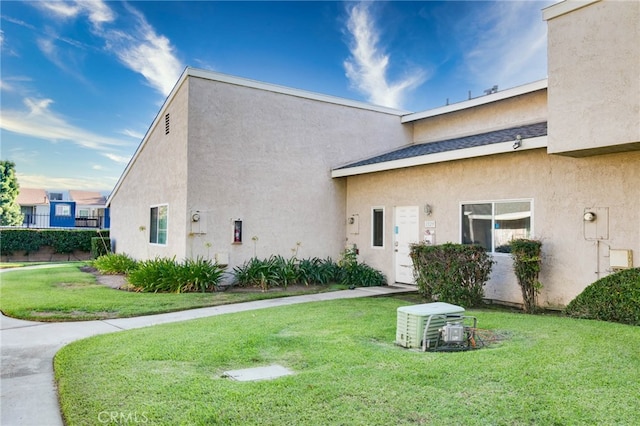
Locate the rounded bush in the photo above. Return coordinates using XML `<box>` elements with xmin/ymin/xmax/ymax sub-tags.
<box><xmin>564</xmin><ymin>268</ymin><xmax>640</xmax><ymax>326</ymax></box>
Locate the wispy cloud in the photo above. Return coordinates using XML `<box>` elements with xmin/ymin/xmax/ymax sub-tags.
<box><xmin>31</xmin><ymin>0</ymin><xmax>182</xmax><ymax>96</ymax></box>
<box><xmin>460</xmin><ymin>1</ymin><xmax>551</xmax><ymax>89</ymax></box>
<box><xmin>102</xmin><ymin>153</ymin><xmax>131</xmax><ymax>165</ymax></box>
<box><xmin>1</xmin><ymin>97</ymin><xmax>129</xmax><ymax>151</ymax></box>
<box><xmin>343</xmin><ymin>2</ymin><xmax>426</xmax><ymax>109</ymax></box>
<box><xmin>16</xmin><ymin>172</ymin><xmax>118</xmax><ymax>191</ymax></box>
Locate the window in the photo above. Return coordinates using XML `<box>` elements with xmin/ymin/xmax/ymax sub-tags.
<box><xmin>55</xmin><ymin>204</ymin><xmax>71</xmax><ymax>217</ymax></box>
<box><xmin>78</xmin><ymin>209</ymin><xmax>90</xmax><ymax>218</ymax></box>
<box><xmin>461</xmin><ymin>200</ymin><xmax>531</xmax><ymax>252</ymax></box>
<box><xmin>49</xmin><ymin>193</ymin><xmax>63</xmax><ymax>201</ymax></box>
<box><xmin>21</xmin><ymin>206</ymin><xmax>36</xmax><ymax>225</ymax></box>
<box><xmin>150</xmin><ymin>205</ymin><xmax>168</xmax><ymax>245</ymax></box>
<box><xmin>372</xmin><ymin>208</ymin><xmax>384</xmax><ymax>247</ymax></box>
<box><xmin>165</xmin><ymin>113</ymin><xmax>170</xmax><ymax>135</ymax></box>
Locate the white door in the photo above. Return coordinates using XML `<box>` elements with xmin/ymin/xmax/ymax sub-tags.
<box><xmin>394</xmin><ymin>206</ymin><xmax>419</xmax><ymax>284</ymax></box>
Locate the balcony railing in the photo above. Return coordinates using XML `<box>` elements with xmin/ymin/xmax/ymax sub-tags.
<box><xmin>20</xmin><ymin>214</ymin><xmax>107</xmax><ymax>229</ymax></box>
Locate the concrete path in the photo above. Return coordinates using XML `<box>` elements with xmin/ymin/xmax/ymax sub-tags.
<box><xmin>0</xmin><ymin>266</ymin><xmax>415</xmax><ymax>426</ymax></box>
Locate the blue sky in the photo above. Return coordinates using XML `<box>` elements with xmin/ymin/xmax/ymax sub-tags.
<box><xmin>1</xmin><ymin>0</ymin><xmax>553</xmax><ymax>193</ymax></box>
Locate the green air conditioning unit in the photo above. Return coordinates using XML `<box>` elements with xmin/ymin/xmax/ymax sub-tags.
<box><xmin>396</xmin><ymin>302</ymin><xmax>465</xmax><ymax>349</ymax></box>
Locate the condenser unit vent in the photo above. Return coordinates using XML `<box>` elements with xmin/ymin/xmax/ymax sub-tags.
<box><xmin>396</xmin><ymin>302</ymin><xmax>465</xmax><ymax>349</ymax></box>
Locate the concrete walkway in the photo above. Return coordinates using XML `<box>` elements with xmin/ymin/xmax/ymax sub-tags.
<box><xmin>0</xmin><ymin>266</ymin><xmax>415</xmax><ymax>426</ymax></box>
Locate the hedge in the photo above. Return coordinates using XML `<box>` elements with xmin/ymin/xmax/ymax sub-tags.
<box><xmin>564</xmin><ymin>268</ymin><xmax>640</xmax><ymax>326</ymax></box>
<box><xmin>410</xmin><ymin>243</ymin><xmax>494</xmax><ymax>308</ymax></box>
<box><xmin>0</xmin><ymin>228</ymin><xmax>110</xmax><ymax>255</ymax></box>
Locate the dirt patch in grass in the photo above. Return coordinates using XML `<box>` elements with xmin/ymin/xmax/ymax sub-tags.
<box><xmin>30</xmin><ymin>310</ymin><xmax>119</xmax><ymax>320</ymax></box>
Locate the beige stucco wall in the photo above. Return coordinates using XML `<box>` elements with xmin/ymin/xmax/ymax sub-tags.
<box><xmin>546</xmin><ymin>0</ymin><xmax>640</xmax><ymax>155</ymax></box>
<box><xmin>343</xmin><ymin>149</ymin><xmax>640</xmax><ymax>308</ymax></box>
<box><xmin>184</xmin><ymin>77</ymin><xmax>412</xmax><ymax>272</ymax></box>
<box><xmin>412</xmin><ymin>89</ymin><xmax>547</xmax><ymax>143</ymax></box>
<box><xmin>108</xmin><ymin>79</ymin><xmax>191</xmax><ymax>260</ymax></box>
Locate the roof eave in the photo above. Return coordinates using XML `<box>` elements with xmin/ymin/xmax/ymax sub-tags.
<box><xmin>331</xmin><ymin>135</ymin><xmax>548</xmax><ymax>178</ymax></box>
<box><xmin>401</xmin><ymin>79</ymin><xmax>548</xmax><ymax>123</ymax></box>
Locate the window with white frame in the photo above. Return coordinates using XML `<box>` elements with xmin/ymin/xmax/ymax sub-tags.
<box><xmin>461</xmin><ymin>200</ymin><xmax>532</xmax><ymax>252</ymax></box>
<box><xmin>55</xmin><ymin>204</ymin><xmax>71</xmax><ymax>217</ymax></box>
<box><xmin>372</xmin><ymin>207</ymin><xmax>384</xmax><ymax>247</ymax></box>
<box><xmin>150</xmin><ymin>205</ymin><xmax>168</xmax><ymax>245</ymax></box>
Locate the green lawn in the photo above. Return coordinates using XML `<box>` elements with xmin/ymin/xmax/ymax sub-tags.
<box><xmin>0</xmin><ymin>264</ymin><xmax>344</xmax><ymax>321</ymax></box>
<box><xmin>55</xmin><ymin>298</ymin><xmax>640</xmax><ymax>425</ymax></box>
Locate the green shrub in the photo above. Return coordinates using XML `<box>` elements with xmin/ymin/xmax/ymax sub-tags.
<box><xmin>564</xmin><ymin>268</ymin><xmax>640</xmax><ymax>326</ymax></box>
<box><xmin>297</xmin><ymin>257</ymin><xmax>339</xmax><ymax>285</ymax></box>
<box><xmin>337</xmin><ymin>248</ymin><xmax>386</xmax><ymax>288</ymax></box>
<box><xmin>410</xmin><ymin>243</ymin><xmax>494</xmax><ymax>308</ymax></box>
<box><xmin>510</xmin><ymin>239</ymin><xmax>543</xmax><ymax>313</ymax></box>
<box><xmin>92</xmin><ymin>253</ymin><xmax>138</xmax><ymax>275</ymax></box>
<box><xmin>232</xmin><ymin>252</ymin><xmax>382</xmax><ymax>290</ymax></box>
<box><xmin>91</xmin><ymin>237</ymin><xmax>111</xmax><ymax>259</ymax></box>
<box><xmin>0</xmin><ymin>229</ymin><xmax>109</xmax><ymax>255</ymax></box>
<box><xmin>128</xmin><ymin>257</ymin><xmax>226</xmax><ymax>293</ymax></box>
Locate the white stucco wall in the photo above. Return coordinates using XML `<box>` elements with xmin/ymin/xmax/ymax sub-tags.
<box><xmin>343</xmin><ymin>149</ymin><xmax>640</xmax><ymax>308</ymax></box>
<box><xmin>545</xmin><ymin>0</ymin><xmax>640</xmax><ymax>155</ymax></box>
<box><xmin>412</xmin><ymin>89</ymin><xmax>547</xmax><ymax>143</ymax></box>
<box><xmin>184</xmin><ymin>76</ymin><xmax>412</xmax><ymax>272</ymax></box>
<box><xmin>108</xmin><ymin>79</ymin><xmax>191</xmax><ymax>260</ymax></box>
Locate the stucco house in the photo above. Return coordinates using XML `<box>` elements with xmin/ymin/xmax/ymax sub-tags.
<box><xmin>108</xmin><ymin>0</ymin><xmax>639</xmax><ymax>309</ymax></box>
<box><xmin>16</xmin><ymin>188</ymin><xmax>110</xmax><ymax>229</ymax></box>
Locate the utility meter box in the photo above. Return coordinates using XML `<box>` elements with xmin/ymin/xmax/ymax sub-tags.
<box><xmin>396</xmin><ymin>302</ymin><xmax>465</xmax><ymax>348</ymax></box>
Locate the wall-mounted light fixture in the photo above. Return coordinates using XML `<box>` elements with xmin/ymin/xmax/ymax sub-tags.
<box><xmin>583</xmin><ymin>211</ymin><xmax>596</xmax><ymax>222</ymax></box>
<box><xmin>424</xmin><ymin>204</ymin><xmax>433</xmax><ymax>216</ymax></box>
<box><xmin>513</xmin><ymin>134</ymin><xmax>522</xmax><ymax>150</ymax></box>
<box><xmin>191</xmin><ymin>211</ymin><xmax>200</xmax><ymax>222</ymax></box>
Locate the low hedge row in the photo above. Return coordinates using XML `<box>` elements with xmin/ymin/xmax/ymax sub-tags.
<box><xmin>0</xmin><ymin>228</ymin><xmax>110</xmax><ymax>255</ymax></box>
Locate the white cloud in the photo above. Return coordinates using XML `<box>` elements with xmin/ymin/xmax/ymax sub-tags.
<box><xmin>102</xmin><ymin>153</ymin><xmax>131</xmax><ymax>165</ymax></box>
<box><xmin>16</xmin><ymin>172</ymin><xmax>117</xmax><ymax>191</ymax></box>
<box><xmin>343</xmin><ymin>2</ymin><xmax>426</xmax><ymax>109</ymax></box>
<box><xmin>461</xmin><ymin>2</ymin><xmax>551</xmax><ymax>90</ymax></box>
<box><xmin>120</xmin><ymin>128</ymin><xmax>145</xmax><ymax>140</ymax></box>
<box><xmin>32</xmin><ymin>1</ymin><xmax>182</xmax><ymax>96</ymax></box>
<box><xmin>104</xmin><ymin>7</ymin><xmax>183</xmax><ymax>96</ymax></box>
<box><xmin>1</xmin><ymin>97</ymin><xmax>128</xmax><ymax>150</ymax></box>
<box><xmin>35</xmin><ymin>0</ymin><xmax>114</xmax><ymax>27</ymax></box>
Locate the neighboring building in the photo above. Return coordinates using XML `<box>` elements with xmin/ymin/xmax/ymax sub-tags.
<box><xmin>15</xmin><ymin>188</ymin><xmax>110</xmax><ymax>229</ymax></box>
<box><xmin>16</xmin><ymin>188</ymin><xmax>50</xmax><ymax>228</ymax></box>
<box><xmin>69</xmin><ymin>190</ymin><xmax>110</xmax><ymax>229</ymax></box>
<box><xmin>108</xmin><ymin>0</ymin><xmax>639</xmax><ymax>308</ymax></box>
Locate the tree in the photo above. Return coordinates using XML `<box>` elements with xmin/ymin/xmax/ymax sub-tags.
<box><xmin>0</xmin><ymin>160</ymin><xmax>23</xmax><ymax>226</ymax></box>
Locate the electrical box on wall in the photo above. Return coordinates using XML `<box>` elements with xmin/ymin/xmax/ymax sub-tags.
<box><xmin>190</xmin><ymin>210</ymin><xmax>207</xmax><ymax>234</ymax></box>
<box><xmin>215</xmin><ymin>252</ymin><xmax>229</xmax><ymax>266</ymax></box>
<box><xmin>583</xmin><ymin>207</ymin><xmax>609</xmax><ymax>240</ymax></box>
<box><xmin>348</xmin><ymin>215</ymin><xmax>359</xmax><ymax>234</ymax></box>
<box><xmin>610</xmin><ymin>249</ymin><xmax>633</xmax><ymax>270</ymax></box>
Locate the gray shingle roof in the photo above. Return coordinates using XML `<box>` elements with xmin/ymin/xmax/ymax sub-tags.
<box><xmin>335</xmin><ymin>122</ymin><xmax>547</xmax><ymax>170</ymax></box>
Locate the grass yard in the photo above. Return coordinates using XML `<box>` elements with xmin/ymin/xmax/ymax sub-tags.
<box><xmin>55</xmin><ymin>297</ymin><xmax>640</xmax><ymax>425</ymax></box>
<box><xmin>0</xmin><ymin>264</ymin><xmax>344</xmax><ymax>321</ymax></box>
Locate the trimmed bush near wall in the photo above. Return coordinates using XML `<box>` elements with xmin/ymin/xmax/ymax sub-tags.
<box><xmin>91</xmin><ymin>237</ymin><xmax>111</xmax><ymax>259</ymax></box>
<box><xmin>410</xmin><ymin>243</ymin><xmax>494</xmax><ymax>308</ymax></box>
<box><xmin>564</xmin><ymin>268</ymin><xmax>640</xmax><ymax>326</ymax></box>
<box><xmin>510</xmin><ymin>239</ymin><xmax>543</xmax><ymax>313</ymax></box>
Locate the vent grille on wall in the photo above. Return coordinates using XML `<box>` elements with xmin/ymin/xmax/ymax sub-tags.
<box><xmin>165</xmin><ymin>113</ymin><xmax>170</xmax><ymax>135</ymax></box>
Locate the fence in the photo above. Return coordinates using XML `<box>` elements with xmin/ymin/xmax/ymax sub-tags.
<box><xmin>20</xmin><ymin>213</ymin><xmax>108</xmax><ymax>229</ymax></box>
